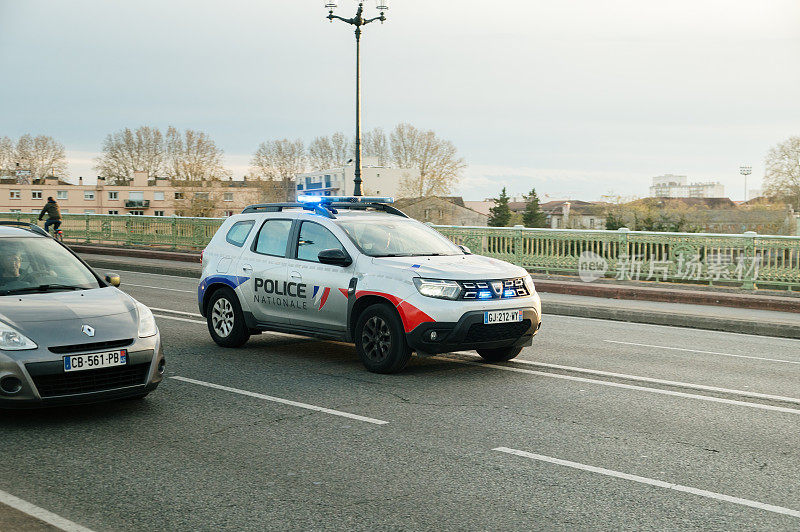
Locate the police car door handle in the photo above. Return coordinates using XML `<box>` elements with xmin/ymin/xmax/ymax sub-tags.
<box><xmin>241</xmin><ymin>264</ymin><xmax>253</xmax><ymax>272</ymax></box>
<box><xmin>289</xmin><ymin>271</ymin><xmax>302</xmax><ymax>280</ymax></box>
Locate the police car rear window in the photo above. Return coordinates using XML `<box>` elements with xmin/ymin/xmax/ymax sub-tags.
<box><xmin>225</xmin><ymin>220</ymin><xmax>255</xmax><ymax>247</ymax></box>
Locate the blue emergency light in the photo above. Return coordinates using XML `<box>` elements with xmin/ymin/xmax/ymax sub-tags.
<box><xmin>297</xmin><ymin>195</ymin><xmax>395</xmax><ymax>204</ymax></box>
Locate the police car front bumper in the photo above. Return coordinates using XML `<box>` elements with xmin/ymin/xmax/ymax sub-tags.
<box><xmin>405</xmin><ymin>308</ymin><xmax>540</xmax><ymax>355</ymax></box>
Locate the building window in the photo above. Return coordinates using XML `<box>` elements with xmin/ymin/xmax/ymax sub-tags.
<box><xmin>324</xmin><ymin>175</ymin><xmax>331</xmax><ymax>188</ymax></box>
<box><xmin>57</xmin><ymin>191</ymin><xmax>68</xmax><ymax>200</ymax></box>
<box><xmin>9</xmin><ymin>209</ymin><xmax>20</xmax><ymax>213</ymax></box>
<box><xmin>108</xmin><ymin>210</ymin><xmax>119</xmax><ymax>215</ymax></box>
<box><xmin>129</xmin><ymin>191</ymin><xmax>144</xmax><ymax>200</ymax></box>
<box><xmin>10</xmin><ymin>190</ymin><xmax>20</xmax><ymax>199</ymax></box>
<box><xmin>32</xmin><ymin>190</ymin><xmax>42</xmax><ymax>200</ymax></box>
<box><xmin>224</xmin><ymin>192</ymin><xmax>233</xmax><ymax>201</ymax></box>
<box><xmin>84</xmin><ymin>210</ymin><xmax>95</xmax><ymax>214</ymax></box>
<box><xmin>224</xmin><ymin>210</ymin><xmax>235</xmax><ymax>216</ymax></box>
<box><xmin>130</xmin><ymin>210</ymin><xmax>144</xmax><ymax>216</ymax></box>
<box><xmin>154</xmin><ymin>210</ymin><xmax>165</xmax><ymax>216</ymax></box>
<box><xmin>108</xmin><ymin>191</ymin><xmax>118</xmax><ymax>200</ymax></box>
<box><xmin>84</xmin><ymin>191</ymin><xmax>95</xmax><ymax>200</ymax></box>
<box><xmin>589</xmin><ymin>219</ymin><xmax>595</xmax><ymax>229</ymax></box>
<box><xmin>194</xmin><ymin>192</ymin><xmax>209</xmax><ymax>200</ymax></box>
<box><xmin>297</xmin><ymin>183</ymin><xmax>304</xmax><ymax>191</ymax></box>
<box><xmin>175</xmin><ymin>192</ymin><xmax>184</xmax><ymax>200</ymax></box>
<box><xmin>154</xmin><ymin>191</ymin><xmax>165</xmax><ymax>201</ymax></box>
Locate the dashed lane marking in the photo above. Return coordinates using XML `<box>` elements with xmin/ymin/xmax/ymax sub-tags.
<box><xmin>435</xmin><ymin>354</ymin><xmax>800</xmax><ymax>415</ymax></box>
<box><xmin>0</xmin><ymin>489</ymin><xmax>95</xmax><ymax>532</ymax></box>
<box><xmin>605</xmin><ymin>340</ymin><xmax>800</xmax><ymax>365</ymax></box>
<box><xmin>170</xmin><ymin>376</ymin><xmax>389</xmax><ymax>425</ymax></box>
<box><xmin>493</xmin><ymin>447</ymin><xmax>800</xmax><ymax>519</ymax></box>
<box><xmin>153</xmin><ymin>314</ymin><xmax>206</xmax><ymax>325</ymax></box>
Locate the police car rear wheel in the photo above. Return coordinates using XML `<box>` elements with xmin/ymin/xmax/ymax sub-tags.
<box><xmin>476</xmin><ymin>346</ymin><xmax>522</xmax><ymax>362</ymax></box>
<box><xmin>356</xmin><ymin>304</ymin><xmax>412</xmax><ymax>374</ymax></box>
<box><xmin>208</xmin><ymin>289</ymin><xmax>250</xmax><ymax>348</ymax></box>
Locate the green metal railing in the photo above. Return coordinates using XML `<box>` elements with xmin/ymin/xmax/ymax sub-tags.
<box><xmin>2</xmin><ymin>212</ymin><xmax>799</xmax><ymax>290</ymax></box>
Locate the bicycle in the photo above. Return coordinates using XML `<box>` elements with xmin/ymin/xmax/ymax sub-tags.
<box><xmin>41</xmin><ymin>220</ymin><xmax>64</xmax><ymax>242</ymax></box>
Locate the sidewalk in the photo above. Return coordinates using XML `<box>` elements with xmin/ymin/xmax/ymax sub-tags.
<box><xmin>77</xmin><ymin>250</ymin><xmax>800</xmax><ymax>340</ymax></box>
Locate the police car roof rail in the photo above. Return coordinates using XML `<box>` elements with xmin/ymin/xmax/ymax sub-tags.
<box><xmin>241</xmin><ymin>202</ymin><xmax>408</xmax><ymax>219</ymax></box>
<box><xmin>0</xmin><ymin>221</ymin><xmax>50</xmax><ymax>237</ymax></box>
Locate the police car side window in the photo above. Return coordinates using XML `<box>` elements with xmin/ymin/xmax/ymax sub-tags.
<box><xmin>296</xmin><ymin>222</ymin><xmax>344</xmax><ymax>263</ymax></box>
<box><xmin>225</xmin><ymin>220</ymin><xmax>255</xmax><ymax>247</ymax></box>
<box><xmin>253</xmin><ymin>219</ymin><xmax>293</xmax><ymax>257</ymax></box>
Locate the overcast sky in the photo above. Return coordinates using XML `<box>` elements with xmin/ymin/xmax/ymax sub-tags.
<box><xmin>1</xmin><ymin>0</ymin><xmax>798</xmax><ymax>201</ymax></box>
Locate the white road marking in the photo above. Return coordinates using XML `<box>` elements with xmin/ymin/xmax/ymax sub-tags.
<box><xmin>0</xmin><ymin>489</ymin><xmax>95</xmax><ymax>532</ymax></box>
<box><xmin>150</xmin><ymin>307</ymin><xmax>202</xmax><ymax>317</ymax></box>
<box><xmin>433</xmin><ymin>355</ymin><xmax>800</xmax><ymax>415</ymax></box>
<box><xmin>98</xmin><ymin>268</ymin><xmax>199</xmax><ymax>280</ymax></box>
<box><xmin>493</xmin><ymin>447</ymin><xmax>800</xmax><ymax>519</ymax></box>
<box><xmin>170</xmin><ymin>376</ymin><xmax>388</xmax><ymax>425</ymax></box>
<box><xmin>605</xmin><ymin>340</ymin><xmax>800</xmax><ymax>365</ymax></box>
<box><xmin>153</xmin><ymin>314</ymin><xmax>206</xmax><ymax>325</ymax></box>
<box><xmin>124</xmin><ymin>283</ymin><xmax>195</xmax><ymax>294</ymax></box>
<box><xmin>510</xmin><ymin>359</ymin><xmax>800</xmax><ymax>406</ymax></box>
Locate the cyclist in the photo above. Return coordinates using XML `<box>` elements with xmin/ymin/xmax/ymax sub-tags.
<box><xmin>38</xmin><ymin>196</ymin><xmax>62</xmax><ymax>238</ymax></box>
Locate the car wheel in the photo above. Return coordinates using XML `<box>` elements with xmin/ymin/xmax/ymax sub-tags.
<box><xmin>207</xmin><ymin>288</ymin><xmax>250</xmax><ymax>348</ymax></box>
<box><xmin>355</xmin><ymin>304</ymin><xmax>412</xmax><ymax>374</ymax></box>
<box><xmin>476</xmin><ymin>346</ymin><xmax>523</xmax><ymax>362</ymax></box>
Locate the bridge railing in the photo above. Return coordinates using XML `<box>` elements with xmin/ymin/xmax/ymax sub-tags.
<box><xmin>2</xmin><ymin>212</ymin><xmax>798</xmax><ymax>290</ymax></box>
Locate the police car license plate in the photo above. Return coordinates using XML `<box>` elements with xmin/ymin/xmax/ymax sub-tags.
<box><xmin>484</xmin><ymin>310</ymin><xmax>523</xmax><ymax>325</ymax></box>
<box><xmin>64</xmin><ymin>350</ymin><xmax>127</xmax><ymax>372</ymax></box>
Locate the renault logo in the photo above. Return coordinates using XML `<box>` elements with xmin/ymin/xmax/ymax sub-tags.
<box><xmin>491</xmin><ymin>281</ymin><xmax>503</xmax><ymax>295</ymax></box>
<box><xmin>81</xmin><ymin>325</ymin><xmax>95</xmax><ymax>337</ymax></box>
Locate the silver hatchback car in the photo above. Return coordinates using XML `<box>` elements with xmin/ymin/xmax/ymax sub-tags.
<box><xmin>0</xmin><ymin>222</ymin><xmax>165</xmax><ymax>408</ymax></box>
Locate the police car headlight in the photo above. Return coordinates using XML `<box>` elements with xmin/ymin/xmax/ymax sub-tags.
<box><xmin>524</xmin><ymin>274</ymin><xmax>536</xmax><ymax>293</ymax></box>
<box><xmin>413</xmin><ymin>278</ymin><xmax>461</xmax><ymax>300</ymax></box>
<box><xmin>0</xmin><ymin>321</ymin><xmax>37</xmax><ymax>351</ymax></box>
<box><xmin>136</xmin><ymin>301</ymin><xmax>158</xmax><ymax>338</ymax></box>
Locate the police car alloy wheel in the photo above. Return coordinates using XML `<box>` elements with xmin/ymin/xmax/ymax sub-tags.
<box><xmin>355</xmin><ymin>304</ymin><xmax>412</xmax><ymax>374</ymax></box>
<box><xmin>207</xmin><ymin>288</ymin><xmax>250</xmax><ymax>348</ymax></box>
<box><xmin>476</xmin><ymin>346</ymin><xmax>523</xmax><ymax>362</ymax></box>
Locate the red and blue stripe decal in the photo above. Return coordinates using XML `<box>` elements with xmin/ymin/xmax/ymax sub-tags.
<box><xmin>355</xmin><ymin>290</ymin><xmax>435</xmax><ymax>333</ymax></box>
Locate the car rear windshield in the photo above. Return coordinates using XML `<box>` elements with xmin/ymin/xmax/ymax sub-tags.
<box><xmin>337</xmin><ymin>219</ymin><xmax>462</xmax><ymax>257</ymax></box>
<box><xmin>0</xmin><ymin>237</ymin><xmax>101</xmax><ymax>295</ymax></box>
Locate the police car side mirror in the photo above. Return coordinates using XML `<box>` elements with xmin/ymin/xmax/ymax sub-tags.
<box><xmin>458</xmin><ymin>245</ymin><xmax>472</xmax><ymax>254</ymax></box>
<box><xmin>318</xmin><ymin>248</ymin><xmax>352</xmax><ymax>267</ymax></box>
<box><xmin>105</xmin><ymin>273</ymin><xmax>121</xmax><ymax>287</ymax></box>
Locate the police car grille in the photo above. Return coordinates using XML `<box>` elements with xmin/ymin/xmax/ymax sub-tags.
<box><xmin>48</xmin><ymin>339</ymin><xmax>134</xmax><ymax>354</ymax></box>
<box><xmin>465</xmin><ymin>320</ymin><xmax>531</xmax><ymax>343</ymax></box>
<box><xmin>29</xmin><ymin>363</ymin><xmax>150</xmax><ymax>398</ymax></box>
<box><xmin>459</xmin><ymin>278</ymin><xmax>529</xmax><ymax>300</ymax></box>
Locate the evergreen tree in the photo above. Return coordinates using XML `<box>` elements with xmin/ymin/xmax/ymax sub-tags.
<box><xmin>488</xmin><ymin>187</ymin><xmax>511</xmax><ymax>227</ymax></box>
<box><xmin>522</xmin><ymin>187</ymin><xmax>547</xmax><ymax>228</ymax></box>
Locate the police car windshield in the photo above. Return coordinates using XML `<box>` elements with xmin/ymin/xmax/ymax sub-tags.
<box><xmin>0</xmin><ymin>238</ymin><xmax>100</xmax><ymax>295</ymax></box>
<box><xmin>337</xmin><ymin>219</ymin><xmax>462</xmax><ymax>257</ymax></box>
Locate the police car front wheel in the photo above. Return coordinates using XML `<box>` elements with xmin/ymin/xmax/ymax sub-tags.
<box><xmin>207</xmin><ymin>288</ymin><xmax>250</xmax><ymax>348</ymax></box>
<box><xmin>355</xmin><ymin>304</ymin><xmax>412</xmax><ymax>374</ymax></box>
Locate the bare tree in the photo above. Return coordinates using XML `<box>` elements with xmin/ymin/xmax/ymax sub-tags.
<box><xmin>362</xmin><ymin>127</ymin><xmax>389</xmax><ymax>165</ymax></box>
<box><xmin>308</xmin><ymin>132</ymin><xmax>351</xmax><ymax>170</ymax></box>
<box><xmin>250</xmin><ymin>139</ymin><xmax>306</xmax><ymax>201</ymax></box>
<box><xmin>0</xmin><ymin>136</ymin><xmax>15</xmax><ymax>173</ymax></box>
<box><xmin>390</xmin><ymin>123</ymin><xmax>466</xmax><ymax>197</ymax></box>
<box><xmin>763</xmin><ymin>136</ymin><xmax>800</xmax><ymax>209</ymax></box>
<box><xmin>165</xmin><ymin>127</ymin><xmax>229</xmax><ymax>183</ymax></box>
<box><xmin>14</xmin><ymin>134</ymin><xmax>68</xmax><ymax>180</ymax></box>
<box><xmin>94</xmin><ymin>126</ymin><xmax>165</xmax><ymax>185</ymax></box>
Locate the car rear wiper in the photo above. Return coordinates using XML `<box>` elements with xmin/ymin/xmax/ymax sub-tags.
<box><xmin>0</xmin><ymin>284</ymin><xmax>87</xmax><ymax>296</ymax></box>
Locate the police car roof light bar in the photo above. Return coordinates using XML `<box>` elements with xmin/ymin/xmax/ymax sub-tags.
<box><xmin>297</xmin><ymin>195</ymin><xmax>395</xmax><ymax>204</ymax></box>
<box><xmin>241</xmin><ymin>200</ymin><xmax>407</xmax><ymax>219</ymax></box>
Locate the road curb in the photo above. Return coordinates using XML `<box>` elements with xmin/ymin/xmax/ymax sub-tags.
<box><xmin>85</xmin><ymin>258</ymin><xmax>201</xmax><ymax>278</ymax></box>
<box><xmin>542</xmin><ymin>302</ymin><xmax>800</xmax><ymax>340</ymax></box>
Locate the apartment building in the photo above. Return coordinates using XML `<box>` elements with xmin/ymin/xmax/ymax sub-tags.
<box><xmin>0</xmin><ymin>171</ymin><xmax>264</xmax><ymax>217</ymax></box>
<box><xmin>649</xmin><ymin>174</ymin><xmax>725</xmax><ymax>198</ymax></box>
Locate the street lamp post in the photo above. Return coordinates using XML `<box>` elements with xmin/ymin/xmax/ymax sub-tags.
<box><xmin>325</xmin><ymin>1</ymin><xmax>388</xmax><ymax>197</ymax></box>
<box><xmin>739</xmin><ymin>165</ymin><xmax>752</xmax><ymax>202</ymax></box>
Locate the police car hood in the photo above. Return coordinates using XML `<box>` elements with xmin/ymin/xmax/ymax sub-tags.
<box><xmin>371</xmin><ymin>254</ymin><xmax>526</xmax><ymax>280</ymax></box>
<box><xmin>0</xmin><ymin>288</ymin><xmax>138</xmax><ymax>342</ymax></box>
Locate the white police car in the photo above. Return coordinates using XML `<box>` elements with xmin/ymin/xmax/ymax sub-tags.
<box><xmin>198</xmin><ymin>197</ymin><xmax>542</xmax><ymax>373</ymax></box>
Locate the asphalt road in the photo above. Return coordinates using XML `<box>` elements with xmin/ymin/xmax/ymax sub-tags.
<box><xmin>2</xmin><ymin>270</ymin><xmax>800</xmax><ymax>531</ymax></box>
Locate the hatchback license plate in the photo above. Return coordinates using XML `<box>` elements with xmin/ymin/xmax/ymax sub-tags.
<box><xmin>484</xmin><ymin>310</ymin><xmax>523</xmax><ymax>325</ymax></box>
<box><xmin>64</xmin><ymin>350</ymin><xmax>127</xmax><ymax>372</ymax></box>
